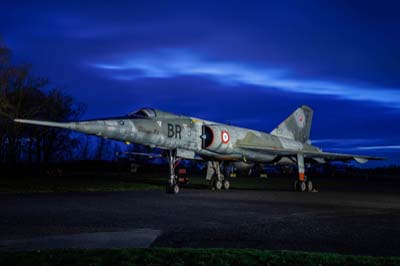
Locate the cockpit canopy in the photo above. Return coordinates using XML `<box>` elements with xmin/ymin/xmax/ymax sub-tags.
<box><xmin>128</xmin><ymin>108</ymin><xmax>157</xmax><ymax>118</ymax></box>
<box><xmin>127</xmin><ymin>108</ymin><xmax>179</xmax><ymax>119</ymax></box>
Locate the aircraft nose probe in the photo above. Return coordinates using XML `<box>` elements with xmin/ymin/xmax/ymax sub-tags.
<box><xmin>14</xmin><ymin>119</ymin><xmax>78</xmax><ymax>130</ymax></box>
<box><xmin>13</xmin><ymin>118</ymin><xmax>106</xmax><ymax>137</ymax></box>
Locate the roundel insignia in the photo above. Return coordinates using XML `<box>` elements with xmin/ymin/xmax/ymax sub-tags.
<box><xmin>295</xmin><ymin>109</ymin><xmax>305</xmax><ymax>128</ymax></box>
<box><xmin>221</xmin><ymin>130</ymin><xmax>230</xmax><ymax>144</ymax></box>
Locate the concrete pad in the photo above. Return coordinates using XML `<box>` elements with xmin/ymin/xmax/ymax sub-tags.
<box><xmin>0</xmin><ymin>229</ymin><xmax>161</xmax><ymax>251</ymax></box>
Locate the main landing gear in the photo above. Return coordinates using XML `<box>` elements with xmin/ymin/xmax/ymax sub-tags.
<box><xmin>294</xmin><ymin>179</ymin><xmax>314</xmax><ymax>192</ymax></box>
<box><xmin>206</xmin><ymin>161</ymin><xmax>230</xmax><ymax>191</ymax></box>
<box><xmin>166</xmin><ymin>150</ymin><xmax>181</xmax><ymax>194</ymax></box>
<box><xmin>294</xmin><ymin>154</ymin><xmax>315</xmax><ymax>192</ymax></box>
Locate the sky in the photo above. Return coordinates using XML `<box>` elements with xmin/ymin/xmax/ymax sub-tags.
<box><xmin>1</xmin><ymin>0</ymin><xmax>399</xmax><ymax>166</ymax></box>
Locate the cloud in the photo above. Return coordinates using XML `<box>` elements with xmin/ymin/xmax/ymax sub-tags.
<box><xmin>310</xmin><ymin>139</ymin><xmax>400</xmax><ymax>163</ymax></box>
<box><xmin>311</xmin><ymin>138</ymin><xmax>382</xmax><ymax>146</ymax></box>
<box><xmin>355</xmin><ymin>145</ymin><xmax>400</xmax><ymax>150</ymax></box>
<box><xmin>90</xmin><ymin>50</ymin><xmax>400</xmax><ymax>109</ymax></box>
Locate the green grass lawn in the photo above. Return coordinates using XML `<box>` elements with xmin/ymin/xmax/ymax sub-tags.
<box><xmin>0</xmin><ymin>173</ymin><xmax>162</xmax><ymax>193</ymax></box>
<box><xmin>2</xmin><ymin>169</ymin><xmax>388</xmax><ymax>194</ymax></box>
<box><xmin>0</xmin><ymin>248</ymin><xmax>399</xmax><ymax>266</ymax></box>
<box><xmin>0</xmin><ymin>171</ymin><xmax>284</xmax><ymax>193</ymax></box>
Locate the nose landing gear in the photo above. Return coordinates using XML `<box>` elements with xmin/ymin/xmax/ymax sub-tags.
<box><xmin>166</xmin><ymin>150</ymin><xmax>181</xmax><ymax>194</ymax></box>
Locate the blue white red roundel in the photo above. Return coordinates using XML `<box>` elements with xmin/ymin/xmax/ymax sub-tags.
<box><xmin>221</xmin><ymin>130</ymin><xmax>230</xmax><ymax>144</ymax></box>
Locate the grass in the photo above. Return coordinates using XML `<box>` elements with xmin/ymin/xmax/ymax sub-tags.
<box><xmin>0</xmin><ymin>173</ymin><xmax>163</xmax><ymax>193</ymax></box>
<box><xmin>0</xmin><ymin>248</ymin><xmax>399</xmax><ymax>266</ymax></box>
<box><xmin>0</xmin><ymin>171</ymin><xmax>284</xmax><ymax>194</ymax></box>
<box><xmin>2</xmin><ymin>169</ymin><xmax>384</xmax><ymax>194</ymax></box>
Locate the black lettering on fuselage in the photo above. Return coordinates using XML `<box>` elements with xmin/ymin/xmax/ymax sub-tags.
<box><xmin>175</xmin><ymin>125</ymin><xmax>181</xmax><ymax>139</ymax></box>
<box><xmin>167</xmin><ymin>123</ymin><xmax>182</xmax><ymax>139</ymax></box>
<box><xmin>167</xmin><ymin>123</ymin><xmax>174</xmax><ymax>138</ymax></box>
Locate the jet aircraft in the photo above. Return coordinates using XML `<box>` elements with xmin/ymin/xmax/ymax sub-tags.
<box><xmin>14</xmin><ymin>105</ymin><xmax>382</xmax><ymax>194</ymax></box>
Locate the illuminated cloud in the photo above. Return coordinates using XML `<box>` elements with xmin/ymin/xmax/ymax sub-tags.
<box><xmin>312</xmin><ymin>138</ymin><xmax>400</xmax><ymax>153</ymax></box>
<box><xmin>91</xmin><ymin>50</ymin><xmax>400</xmax><ymax>109</ymax></box>
<box><xmin>355</xmin><ymin>145</ymin><xmax>400</xmax><ymax>150</ymax></box>
<box><xmin>311</xmin><ymin>138</ymin><xmax>382</xmax><ymax>146</ymax></box>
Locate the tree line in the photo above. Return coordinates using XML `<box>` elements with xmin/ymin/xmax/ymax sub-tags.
<box><xmin>0</xmin><ymin>41</ymin><xmax>120</xmax><ymax>164</ymax></box>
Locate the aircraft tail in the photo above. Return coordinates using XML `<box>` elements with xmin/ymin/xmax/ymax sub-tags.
<box><xmin>270</xmin><ymin>105</ymin><xmax>313</xmax><ymax>143</ymax></box>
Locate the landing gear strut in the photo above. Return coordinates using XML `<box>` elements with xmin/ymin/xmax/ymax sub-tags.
<box><xmin>206</xmin><ymin>161</ymin><xmax>230</xmax><ymax>191</ymax></box>
<box><xmin>166</xmin><ymin>150</ymin><xmax>181</xmax><ymax>194</ymax></box>
<box><xmin>294</xmin><ymin>154</ymin><xmax>315</xmax><ymax>192</ymax></box>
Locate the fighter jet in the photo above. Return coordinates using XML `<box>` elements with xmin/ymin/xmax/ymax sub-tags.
<box><xmin>14</xmin><ymin>105</ymin><xmax>382</xmax><ymax>194</ymax></box>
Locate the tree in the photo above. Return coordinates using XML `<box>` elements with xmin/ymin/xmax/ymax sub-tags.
<box><xmin>0</xmin><ymin>41</ymin><xmax>86</xmax><ymax>164</ymax></box>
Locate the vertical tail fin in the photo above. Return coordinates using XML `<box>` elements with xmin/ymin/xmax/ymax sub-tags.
<box><xmin>270</xmin><ymin>105</ymin><xmax>313</xmax><ymax>143</ymax></box>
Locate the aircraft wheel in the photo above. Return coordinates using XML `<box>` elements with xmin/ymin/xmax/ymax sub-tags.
<box><xmin>223</xmin><ymin>180</ymin><xmax>230</xmax><ymax>190</ymax></box>
<box><xmin>306</xmin><ymin>180</ymin><xmax>313</xmax><ymax>192</ymax></box>
<box><xmin>215</xmin><ymin>180</ymin><xmax>223</xmax><ymax>190</ymax></box>
<box><xmin>298</xmin><ymin>181</ymin><xmax>307</xmax><ymax>192</ymax></box>
<box><xmin>172</xmin><ymin>183</ymin><xmax>180</xmax><ymax>194</ymax></box>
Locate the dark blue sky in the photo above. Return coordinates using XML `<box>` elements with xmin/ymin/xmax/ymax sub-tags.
<box><xmin>1</xmin><ymin>1</ymin><xmax>399</xmax><ymax>165</ymax></box>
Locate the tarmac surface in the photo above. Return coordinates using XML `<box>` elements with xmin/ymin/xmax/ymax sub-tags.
<box><xmin>0</xmin><ymin>177</ymin><xmax>400</xmax><ymax>256</ymax></box>
<box><xmin>0</xmin><ymin>229</ymin><xmax>161</xmax><ymax>250</ymax></box>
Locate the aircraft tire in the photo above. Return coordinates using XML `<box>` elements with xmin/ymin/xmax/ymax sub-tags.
<box><xmin>172</xmin><ymin>184</ymin><xmax>180</xmax><ymax>194</ymax></box>
<box><xmin>294</xmin><ymin>180</ymin><xmax>298</xmax><ymax>191</ymax></box>
<box><xmin>298</xmin><ymin>181</ymin><xmax>307</xmax><ymax>192</ymax></box>
<box><xmin>306</xmin><ymin>180</ymin><xmax>313</xmax><ymax>192</ymax></box>
<box><xmin>215</xmin><ymin>180</ymin><xmax>223</xmax><ymax>190</ymax></box>
<box><xmin>223</xmin><ymin>180</ymin><xmax>230</xmax><ymax>190</ymax></box>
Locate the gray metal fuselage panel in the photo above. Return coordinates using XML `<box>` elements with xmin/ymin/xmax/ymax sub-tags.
<box><xmin>109</xmin><ymin>114</ymin><xmax>318</xmax><ymax>163</ymax></box>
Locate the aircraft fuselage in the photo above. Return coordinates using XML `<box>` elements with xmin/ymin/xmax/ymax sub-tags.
<box><xmin>84</xmin><ymin>112</ymin><xmax>318</xmax><ymax>163</ymax></box>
